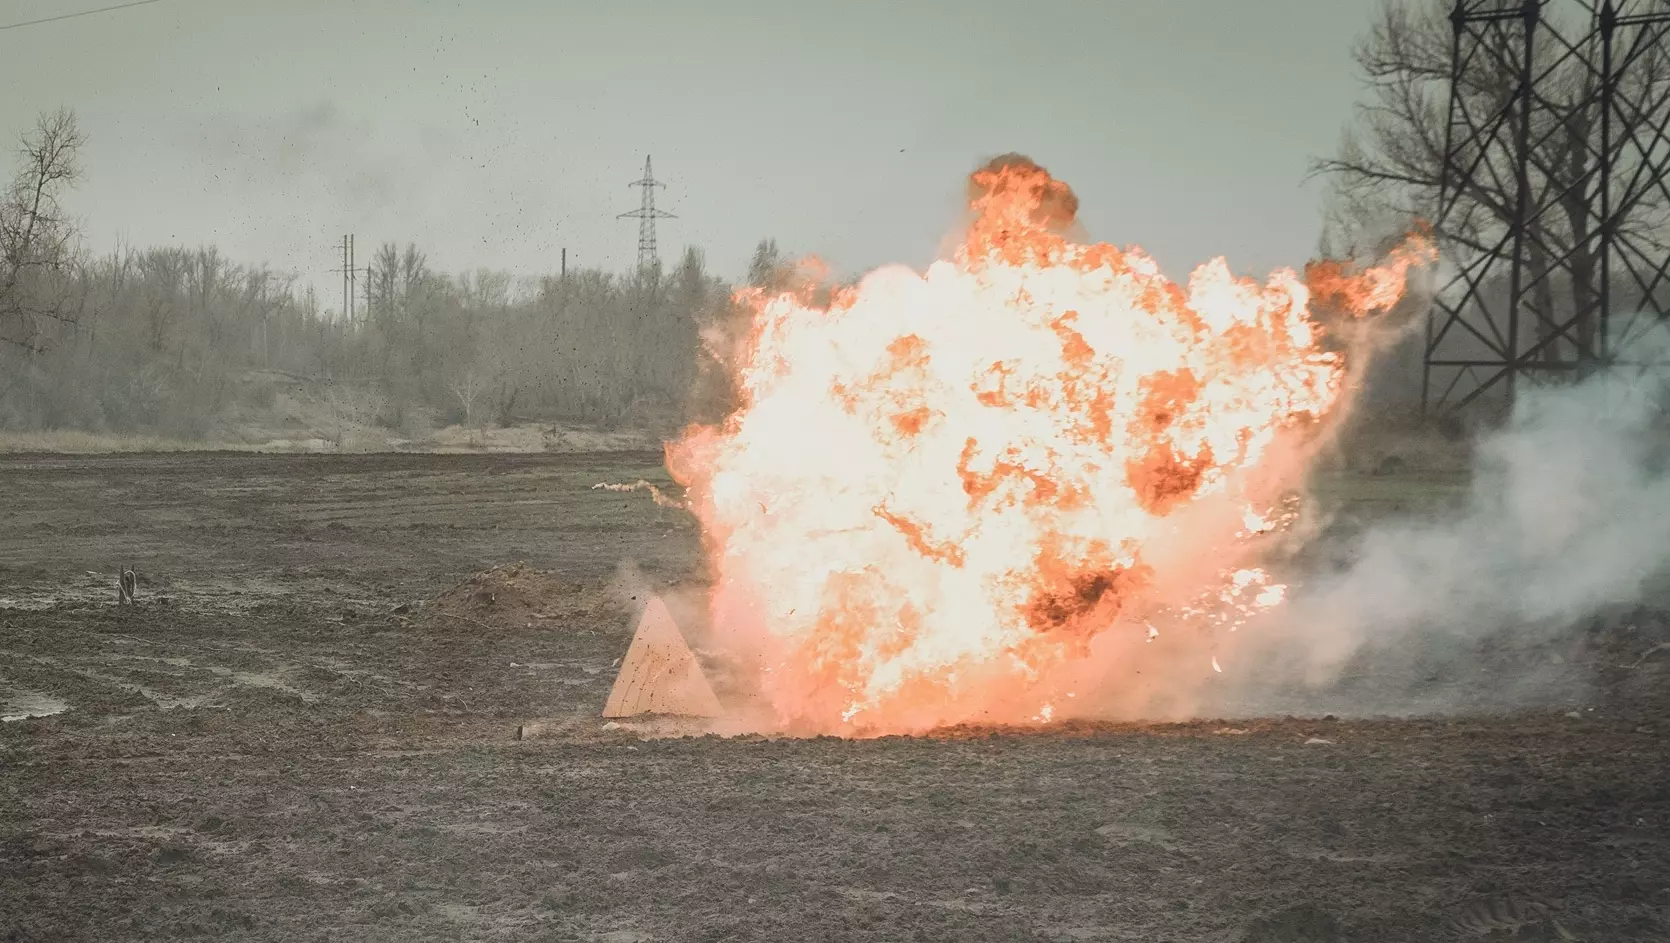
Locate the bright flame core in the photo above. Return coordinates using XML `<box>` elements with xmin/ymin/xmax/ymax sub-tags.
<box><xmin>669</xmin><ymin>158</ymin><xmax>1430</xmax><ymax>735</ymax></box>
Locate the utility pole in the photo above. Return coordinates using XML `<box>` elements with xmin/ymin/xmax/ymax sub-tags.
<box><xmin>332</xmin><ymin>234</ymin><xmax>359</xmax><ymax>325</ymax></box>
<box><xmin>617</xmin><ymin>155</ymin><xmax>676</xmax><ymax>271</ymax></box>
<box><xmin>561</xmin><ymin>247</ymin><xmax>567</xmax><ymax>280</ymax></box>
<box><xmin>340</xmin><ymin>235</ymin><xmax>350</xmax><ymax>322</ymax></box>
<box><xmin>363</xmin><ymin>264</ymin><xmax>373</xmax><ymax>323</ymax></box>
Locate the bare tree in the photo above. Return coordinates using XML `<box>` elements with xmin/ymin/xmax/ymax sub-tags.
<box><xmin>747</xmin><ymin>238</ymin><xmax>789</xmax><ymax>292</ymax></box>
<box><xmin>0</xmin><ymin>108</ymin><xmax>86</xmax><ymax>351</ymax></box>
<box><xmin>449</xmin><ymin>364</ymin><xmax>486</xmax><ymax>429</ymax></box>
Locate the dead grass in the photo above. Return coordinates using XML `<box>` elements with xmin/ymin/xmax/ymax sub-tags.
<box><xmin>0</xmin><ymin>423</ymin><xmax>660</xmax><ymax>455</ymax></box>
<box><xmin>418</xmin><ymin>424</ymin><xmax>657</xmax><ymax>453</ymax></box>
<box><xmin>0</xmin><ymin>431</ymin><xmax>267</xmax><ymax>454</ymax></box>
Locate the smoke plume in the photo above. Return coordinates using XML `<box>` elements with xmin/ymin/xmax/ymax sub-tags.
<box><xmin>1227</xmin><ymin>351</ymin><xmax>1670</xmax><ymax>716</ymax></box>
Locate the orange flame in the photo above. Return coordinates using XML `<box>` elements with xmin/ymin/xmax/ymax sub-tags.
<box><xmin>1304</xmin><ymin>221</ymin><xmax>1436</xmax><ymax>314</ymax></box>
<box><xmin>669</xmin><ymin>157</ymin><xmax>1428</xmax><ymax>735</ymax></box>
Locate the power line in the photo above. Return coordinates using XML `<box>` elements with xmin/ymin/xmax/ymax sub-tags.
<box><xmin>0</xmin><ymin>0</ymin><xmax>171</xmax><ymax>33</ymax></box>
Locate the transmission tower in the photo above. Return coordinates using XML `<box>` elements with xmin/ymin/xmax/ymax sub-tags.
<box><xmin>617</xmin><ymin>155</ymin><xmax>676</xmax><ymax>271</ymax></box>
<box><xmin>1424</xmin><ymin>0</ymin><xmax>1670</xmax><ymax>416</ymax></box>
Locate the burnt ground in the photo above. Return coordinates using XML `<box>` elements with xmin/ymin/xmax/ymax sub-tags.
<box><xmin>0</xmin><ymin>451</ymin><xmax>1667</xmax><ymax>942</ymax></box>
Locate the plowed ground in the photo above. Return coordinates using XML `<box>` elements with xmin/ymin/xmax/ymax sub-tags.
<box><xmin>1</xmin><ymin>453</ymin><xmax>1666</xmax><ymax>942</ymax></box>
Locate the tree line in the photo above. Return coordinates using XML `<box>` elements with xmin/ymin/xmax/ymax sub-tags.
<box><xmin>0</xmin><ymin>110</ymin><xmax>796</xmax><ymax>441</ymax></box>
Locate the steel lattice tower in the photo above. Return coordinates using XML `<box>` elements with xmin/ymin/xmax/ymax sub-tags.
<box><xmin>618</xmin><ymin>155</ymin><xmax>676</xmax><ymax>271</ymax></box>
<box><xmin>1424</xmin><ymin>0</ymin><xmax>1670</xmax><ymax>415</ymax></box>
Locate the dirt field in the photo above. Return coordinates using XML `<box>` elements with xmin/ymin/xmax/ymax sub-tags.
<box><xmin>2</xmin><ymin>452</ymin><xmax>1667</xmax><ymax>942</ymax></box>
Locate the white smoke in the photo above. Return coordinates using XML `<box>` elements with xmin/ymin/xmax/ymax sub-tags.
<box><xmin>1229</xmin><ymin>346</ymin><xmax>1670</xmax><ymax>716</ymax></box>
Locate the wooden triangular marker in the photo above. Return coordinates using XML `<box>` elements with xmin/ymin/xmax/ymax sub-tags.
<box><xmin>602</xmin><ymin>596</ymin><xmax>722</xmax><ymax>718</ymax></box>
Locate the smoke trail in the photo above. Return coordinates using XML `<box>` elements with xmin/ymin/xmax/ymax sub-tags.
<box><xmin>592</xmin><ymin>480</ymin><xmax>687</xmax><ymax>510</ymax></box>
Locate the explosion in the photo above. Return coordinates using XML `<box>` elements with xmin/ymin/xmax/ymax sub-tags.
<box><xmin>669</xmin><ymin>156</ymin><xmax>1432</xmax><ymax>735</ymax></box>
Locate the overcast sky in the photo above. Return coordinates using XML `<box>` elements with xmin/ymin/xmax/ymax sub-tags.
<box><xmin>1</xmin><ymin>0</ymin><xmax>1382</xmax><ymax>310</ymax></box>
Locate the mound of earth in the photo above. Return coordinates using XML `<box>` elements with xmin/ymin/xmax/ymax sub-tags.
<box><xmin>423</xmin><ymin>562</ymin><xmax>625</xmax><ymax>631</ymax></box>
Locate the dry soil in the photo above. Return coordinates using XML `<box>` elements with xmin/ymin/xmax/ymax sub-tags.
<box><xmin>1</xmin><ymin>452</ymin><xmax>1666</xmax><ymax>942</ymax></box>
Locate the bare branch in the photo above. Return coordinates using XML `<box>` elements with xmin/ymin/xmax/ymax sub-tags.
<box><xmin>1</xmin><ymin>108</ymin><xmax>85</xmax><ymax>351</ymax></box>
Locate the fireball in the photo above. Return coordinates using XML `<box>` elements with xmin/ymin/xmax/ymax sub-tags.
<box><xmin>669</xmin><ymin>156</ymin><xmax>1430</xmax><ymax>735</ymax></box>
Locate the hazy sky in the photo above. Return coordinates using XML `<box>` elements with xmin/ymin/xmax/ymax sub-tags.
<box><xmin>1</xmin><ymin>0</ymin><xmax>1382</xmax><ymax>309</ymax></box>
